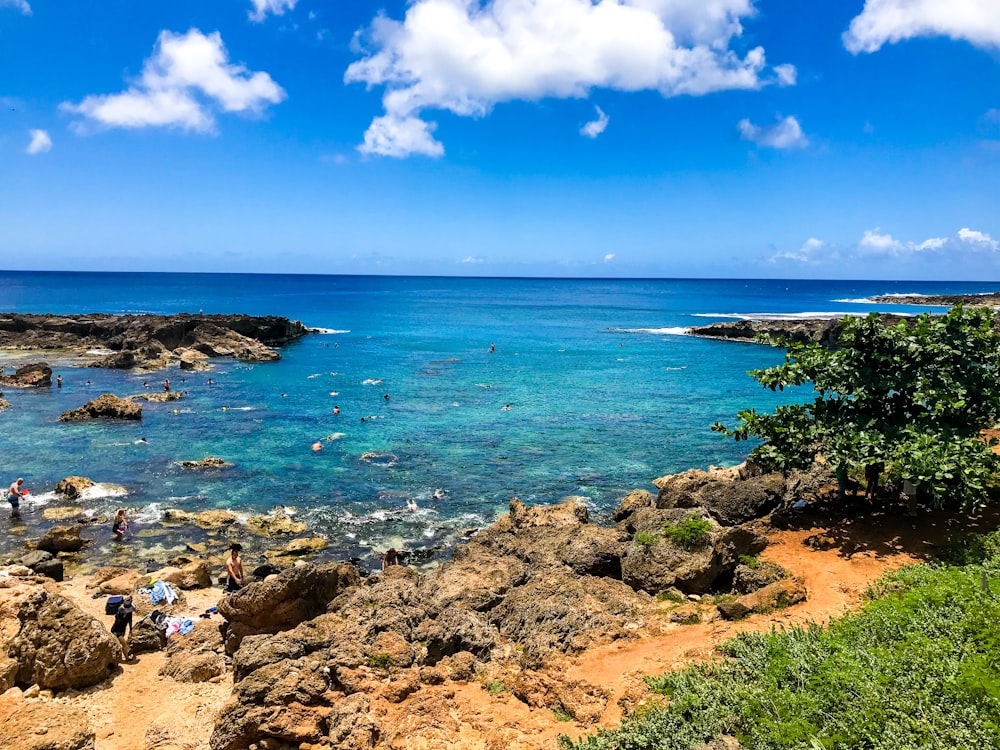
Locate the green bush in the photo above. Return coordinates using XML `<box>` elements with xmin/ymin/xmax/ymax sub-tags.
<box><xmin>634</xmin><ymin>531</ymin><xmax>659</xmax><ymax>548</ymax></box>
<box><xmin>663</xmin><ymin>517</ymin><xmax>713</xmax><ymax>549</ymax></box>
<box><xmin>552</xmin><ymin>707</ymin><xmax>576</xmax><ymax>722</ymax></box>
<box><xmin>367</xmin><ymin>653</ymin><xmax>393</xmax><ymax>669</ymax></box>
<box><xmin>560</xmin><ymin>532</ymin><xmax>1000</xmax><ymax>750</ymax></box>
<box><xmin>486</xmin><ymin>680</ymin><xmax>507</xmax><ymax>695</ymax></box>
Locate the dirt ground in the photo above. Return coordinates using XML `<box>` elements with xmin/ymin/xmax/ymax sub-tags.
<box><xmin>50</xmin><ymin>502</ymin><xmax>994</xmax><ymax>750</ymax></box>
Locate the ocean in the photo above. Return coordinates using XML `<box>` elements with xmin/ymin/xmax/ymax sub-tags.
<box><xmin>1</xmin><ymin>272</ymin><xmax>993</xmax><ymax>568</ymax></box>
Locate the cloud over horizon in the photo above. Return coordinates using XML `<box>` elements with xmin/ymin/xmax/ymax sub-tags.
<box><xmin>61</xmin><ymin>29</ymin><xmax>285</xmax><ymax>133</ymax></box>
<box><xmin>844</xmin><ymin>0</ymin><xmax>1000</xmax><ymax>54</ymax></box>
<box><xmin>346</xmin><ymin>0</ymin><xmax>793</xmax><ymax>157</ymax></box>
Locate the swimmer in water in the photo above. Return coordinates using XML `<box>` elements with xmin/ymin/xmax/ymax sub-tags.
<box><xmin>406</xmin><ymin>498</ymin><xmax>418</xmax><ymax>511</ymax></box>
<box><xmin>501</xmin><ymin>403</ymin><xmax>512</xmax><ymax>411</ymax></box>
<box><xmin>332</xmin><ymin>405</ymin><xmax>340</xmax><ymax>415</ymax></box>
<box><xmin>489</xmin><ymin>342</ymin><xmax>495</xmax><ymax>353</ymax></box>
<box><xmin>311</xmin><ymin>441</ymin><xmax>324</xmax><ymax>452</ymax></box>
<box><xmin>432</xmin><ymin>489</ymin><xmax>445</xmax><ymax>500</ymax></box>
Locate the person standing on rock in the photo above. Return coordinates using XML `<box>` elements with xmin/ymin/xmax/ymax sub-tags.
<box><xmin>7</xmin><ymin>478</ymin><xmax>26</xmax><ymax>515</ymax></box>
<box><xmin>225</xmin><ymin>543</ymin><xmax>245</xmax><ymax>592</ymax></box>
<box><xmin>111</xmin><ymin>597</ymin><xmax>135</xmax><ymax>661</ymax></box>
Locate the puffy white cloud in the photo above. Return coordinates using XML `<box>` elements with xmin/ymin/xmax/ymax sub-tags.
<box><xmin>0</xmin><ymin>0</ymin><xmax>31</xmax><ymax>15</ymax></box>
<box><xmin>604</xmin><ymin>253</ymin><xmax>615</xmax><ymax>262</ymax></box>
<box><xmin>859</xmin><ymin>228</ymin><xmax>904</xmax><ymax>253</ymax></box>
<box><xmin>580</xmin><ymin>106</ymin><xmax>609</xmax><ymax>138</ymax></box>
<box><xmin>346</xmin><ymin>0</ymin><xmax>792</xmax><ymax>157</ymax></box>
<box><xmin>249</xmin><ymin>0</ymin><xmax>297</xmax><ymax>22</ymax></box>
<box><xmin>770</xmin><ymin>237</ymin><xmax>827</xmax><ymax>263</ymax></box>
<box><xmin>25</xmin><ymin>128</ymin><xmax>51</xmax><ymax>154</ymax></box>
<box><xmin>61</xmin><ymin>29</ymin><xmax>285</xmax><ymax>132</ymax></box>
<box><xmin>359</xmin><ymin>114</ymin><xmax>444</xmax><ymax>157</ymax></box>
<box><xmin>737</xmin><ymin>115</ymin><xmax>807</xmax><ymax>149</ymax></box>
<box><xmin>958</xmin><ymin>227</ymin><xmax>999</xmax><ymax>250</ymax></box>
<box><xmin>773</xmin><ymin>63</ymin><xmax>797</xmax><ymax>86</ymax></box>
<box><xmin>844</xmin><ymin>0</ymin><xmax>1000</xmax><ymax>54</ymax></box>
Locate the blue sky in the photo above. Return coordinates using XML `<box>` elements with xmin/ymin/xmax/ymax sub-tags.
<box><xmin>1</xmin><ymin>0</ymin><xmax>998</xmax><ymax>279</ymax></box>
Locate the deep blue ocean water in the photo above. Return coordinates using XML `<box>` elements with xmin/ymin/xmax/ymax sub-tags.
<box><xmin>1</xmin><ymin>272</ymin><xmax>995</xmax><ymax>567</ymax></box>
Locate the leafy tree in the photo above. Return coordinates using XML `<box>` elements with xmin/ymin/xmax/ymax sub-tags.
<box><xmin>713</xmin><ymin>305</ymin><xmax>1000</xmax><ymax>510</ymax></box>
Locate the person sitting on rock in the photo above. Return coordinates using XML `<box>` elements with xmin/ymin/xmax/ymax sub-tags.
<box><xmin>111</xmin><ymin>597</ymin><xmax>135</xmax><ymax>661</ymax></box>
<box><xmin>225</xmin><ymin>543</ymin><xmax>244</xmax><ymax>592</ymax></box>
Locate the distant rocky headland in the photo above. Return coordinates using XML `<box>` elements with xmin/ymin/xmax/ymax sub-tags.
<box><xmin>688</xmin><ymin>314</ymin><xmax>911</xmax><ymax>347</ymax></box>
<box><xmin>869</xmin><ymin>291</ymin><xmax>1000</xmax><ymax>306</ymax></box>
<box><xmin>0</xmin><ymin>313</ymin><xmax>311</xmax><ymax>370</ymax></box>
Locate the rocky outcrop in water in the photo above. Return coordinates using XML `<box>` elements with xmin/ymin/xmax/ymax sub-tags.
<box><xmin>0</xmin><ymin>362</ymin><xmax>51</xmax><ymax>387</ymax></box>
<box><xmin>869</xmin><ymin>292</ymin><xmax>1000</xmax><ymax>306</ymax></box>
<box><xmin>54</xmin><ymin>476</ymin><xmax>95</xmax><ymax>500</ymax></box>
<box><xmin>0</xmin><ymin>313</ymin><xmax>310</xmax><ymax>369</ymax></box>
<box><xmin>181</xmin><ymin>456</ymin><xmax>229</xmax><ymax>469</ymax></box>
<box><xmin>688</xmin><ymin>314</ymin><xmax>911</xmax><ymax>347</ymax></box>
<box><xmin>59</xmin><ymin>393</ymin><xmax>142</xmax><ymax>422</ymax></box>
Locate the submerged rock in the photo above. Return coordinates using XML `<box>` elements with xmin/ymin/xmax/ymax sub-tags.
<box><xmin>59</xmin><ymin>393</ymin><xmax>142</xmax><ymax>422</ymax></box>
<box><xmin>181</xmin><ymin>456</ymin><xmax>229</xmax><ymax>469</ymax></box>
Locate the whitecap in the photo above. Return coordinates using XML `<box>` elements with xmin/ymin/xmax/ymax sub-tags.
<box><xmin>309</xmin><ymin>328</ymin><xmax>350</xmax><ymax>334</ymax></box>
<box><xmin>614</xmin><ymin>327</ymin><xmax>691</xmax><ymax>336</ymax></box>
<box><xmin>85</xmin><ymin>348</ymin><xmax>115</xmax><ymax>355</ymax></box>
<box><xmin>362</xmin><ymin>378</ymin><xmax>383</xmax><ymax>385</ymax></box>
<box><xmin>830</xmin><ymin>297</ymin><xmax>876</xmax><ymax>304</ymax></box>
<box><xmin>79</xmin><ymin>483</ymin><xmax>128</xmax><ymax>502</ymax></box>
<box><xmin>324</xmin><ymin>432</ymin><xmax>346</xmax><ymax>441</ymax></box>
<box><xmin>329</xmin><ymin>391</ymin><xmax>339</xmax><ymax>396</ymax></box>
<box><xmin>307</xmin><ymin>373</ymin><xmax>322</xmax><ymax>379</ymax></box>
<box><xmin>230</xmin><ymin>406</ymin><xmax>255</xmax><ymax>411</ymax></box>
<box><xmin>664</xmin><ymin>366</ymin><xmax>688</xmax><ymax>371</ymax></box>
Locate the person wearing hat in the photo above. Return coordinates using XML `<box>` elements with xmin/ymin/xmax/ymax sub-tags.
<box><xmin>111</xmin><ymin>597</ymin><xmax>135</xmax><ymax>661</ymax></box>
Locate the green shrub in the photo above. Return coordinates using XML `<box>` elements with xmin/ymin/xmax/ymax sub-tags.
<box><xmin>738</xmin><ymin>554</ymin><xmax>761</xmax><ymax>569</ymax></box>
<box><xmin>560</xmin><ymin>531</ymin><xmax>1000</xmax><ymax>750</ymax></box>
<box><xmin>552</xmin><ymin>707</ymin><xmax>575</xmax><ymax>722</ymax></box>
<box><xmin>663</xmin><ymin>517</ymin><xmax>713</xmax><ymax>549</ymax></box>
<box><xmin>486</xmin><ymin>680</ymin><xmax>507</xmax><ymax>695</ymax></box>
<box><xmin>634</xmin><ymin>530</ymin><xmax>659</xmax><ymax>547</ymax></box>
<box><xmin>656</xmin><ymin>590</ymin><xmax>685</xmax><ymax>603</ymax></box>
<box><xmin>367</xmin><ymin>653</ymin><xmax>392</xmax><ymax>669</ymax></box>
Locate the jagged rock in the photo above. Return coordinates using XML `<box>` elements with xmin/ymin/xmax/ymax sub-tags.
<box><xmin>59</xmin><ymin>393</ymin><xmax>141</xmax><ymax>422</ymax></box>
<box><xmin>131</xmin><ymin>391</ymin><xmax>184</xmax><ymax>402</ymax></box>
<box><xmin>2</xmin><ymin>584</ymin><xmax>119</xmax><ymax>689</ymax></box>
<box><xmin>613</xmin><ymin>488</ymin><xmax>656</xmax><ymax>522</ymax></box>
<box><xmin>0</xmin><ymin>398</ymin><xmax>9</xmax><ymax>410</ymax></box>
<box><xmin>620</xmin><ymin>509</ymin><xmax>767</xmax><ymax>594</ymax></box>
<box><xmin>17</xmin><ymin>551</ymin><xmax>63</xmax><ymax>582</ymax></box>
<box><xmin>36</xmin><ymin>525</ymin><xmax>86</xmax><ymax>553</ymax></box>
<box><xmin>717</xmin><ymin>577</ymin><xmax>807</xmax><ymax>620</ymax></box>
<box><xmin>688</xmin><ymin>314</ymin><xmax>911</xmax><ymax>348</ymax></box>
<box><xmin>89</xmin><ymin>342</ymin><xmax>171</xmax><ymax>370</ymax></box>
<box><xmin>418</xmin><ymin>608</ymin><xmax>496</xmax><ymax>665</ymax></box>
<box><xmin>559</xmin><ymin>524</ymin><xmax>627</xmax><ymax>578</ymax></box>
<box><xmin>162</xmin><ymin>509</ymin><xmax>194</xmax><ymax>524</ymax></box>
<box><xmin>264</xmin><ymin>536</ymin><xmax>328</xmax><ymax>560</ymax></box>
<box><xmin>176</xmin><ymin>347</ymin><xmax>210</xmax><ymax>371</ymax></box>
<box><xmin>194</xmin><ymin>510</ymin><xmax>238</xmax><ymax>529</ymax></box>
<box><xmin>0</xmin><ymin>363</ymin><xmax>51</xmax><ymax>388</ymax></box>
<box><xmin>0</xmin><ymin>689</ymin><xmax>95</xmax><ymax>750</ymax></box>
<box><xmin>245</xmin><ymin>512</ymin><xmax>307</xmax><ymax>536</ymax></box>
<box><xmin>325</xmin><ymin>694</ymin><xmax>378</xmax><ymax>750</ymax></box>
<box><xmin>732</xmin><ymin>560</ymin><xmax>788</xmax><ymax>595</ymax></box>
<box><xmin>54</xmin><ymin>476</ymin><xmax>95</xmax><ymax>500</ymax></box>
<box><xmin>160</xmin><ymin>650</ymin><xmax>226</xmax><ymax>683</ymax></box>
<box><xmin>217</xmin><ymin>562</ymin><xmax>360</xmax><ymax>653</ymax></box>
<box><xmin>181</xmin><ymin>456</ymin><xmax>229</xmax><ymax>470</ymax></box>
<box><xmin>652</xmin><ymin>468</ymin><xmax>785</xmax><ymax>526</ymax></box>
<box><xmin>129</xmin><ymin>618</ymin><xmax>166</xmax><ymax>655</ymax></box>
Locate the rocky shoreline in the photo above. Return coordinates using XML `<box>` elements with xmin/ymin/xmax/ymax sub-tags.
<box><xmin>0</xmin><ymin>313</ymin><xmax>311</xmax><ymax>370</ymax></box>
<box><xmin>869</xmin><ymin>291</ymin><xmax>1000</xmax><ymax>306</ymax></box>
<box><xmin>687</xmin><ymin>313</ymin><xmax>911</xmax><ymax>346</ymax></box>
<box><xmin>1</xmin><ymin>461</ymin><xmax>840</xmax><ymax>750</ymax></box>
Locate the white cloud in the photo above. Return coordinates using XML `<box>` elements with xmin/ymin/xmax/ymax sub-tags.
<box><xmin>461</xmin><ymin>255</ymin><xmax>485</xmax><ymax>263</ymax></box>
<box><xmin>738</xmin><ymin>115</ymin><xmax>808</xmax><ymax>149</ymax></box>
<box><xmin>346</xmin><ymin>0</ymin><xmax>793</xmax><ymax>157</ymax></box>
<box><xmin>770</xmin><ymin>237</ymin><xmax>826</xmax><ymax>263</ymax></box>
<box><xmin>844</xmin><ymin>0</ymin><xmax>1000</xmax><ymax>54</ymax></box>
<box><xmin>359</xmin><ymin>114</ymin><xmax>444</xmax><ymax>158</ymax></box>
<box><xmin>773</xmin><ymin>63</ymin><xmax>797</xmax><ymax>87</ymax></box>
<box><xmin>61</xmin><ymin>29</ymin><xmax>285</xmax><ymax>132</ymax></box>
<box><xmin>958</xmin><ymin>227</ymin><xmax>999</xmax><ymax>250</ymax></box>
<box><xmin>249</xmin><ymin>0</ymin><xmax>297</xmax><ymax>23</ymax></box>
<box><xmin>580</xmin><ymin>106</ymin><xmax>609</xmax><ymax>138</ymax></box>
<box><xmin>604</xmin><ymin>253</ymin><xmax>615</xmax><ymax>262</ymax></box>
<box><xmin>0</xmin><ymin>0</ymin><xmax>31</xmax><ymax>15</ymax></box>
<box><xmin>859</xmin><ymin>227</ymin><xmax>904</xmax><ymax>253</ymax></box>
<box><xmin>25</xmin><ymin>129</ymin><xmax>51</xmax><ymax>154</ymax></box>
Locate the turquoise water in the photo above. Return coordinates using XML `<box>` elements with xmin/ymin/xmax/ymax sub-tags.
<box><xmin>1</xmin><ymin>273</ymin><xmax>994</xmax><ymax>566</ymax></box>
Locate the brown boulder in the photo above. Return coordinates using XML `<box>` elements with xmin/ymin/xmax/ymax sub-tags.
<box><xmin>54</xmin><ymin>476</ymin><xmax>95</xmax><ymax>500</ymax></box>
<box><xmin>732</xmin><ymin>560</ymin><xmax>788</xmax><ymax>595</ymax></box>
<box><xmin>717</xmin><ymin>577</ymin><xmax>807</xmax><ymax>620</ymax></box>
<box><xmin>245</xmin><ymin>511</ymin><xmax>308</xmax><ymax>536</ymax></box>
<box><xmin>653</xmin><ymin>466</ymin><xmax>786</xmax><ymax>526</ymax></box>
<box><xmin>36</xmin><ymin>524</ymin><xmax>86</xmax><ymax>553</ymax></box>
<box><xmin>159</xmin><ymin>650</ymin><xmax>226</xmax><ymax>682</ymax></box>
<box><xmin>217</xmin><ymin>562</ymin><xmax>360</xmax><ymax>653</ymax></box>
<box><xmin>148</xmin><ymin>560</ymin><xmax>212</xmax><ymax>590</ymax></box>
<box><xmin>0</xmin><ymin>363</ymin><xmax>51</xmax><ymax>388</ymax></box>
<box><xmin>0</xmin><ymin>398</ymin><xmax>9</xmax><ymax>410</ymax></box>
<box><xmin>59</xmin><ymin>393</ymin><xmax>142</xmax><ymax>422</ymax></box>
<box><xmin>194</xmin><ymin>509</ymin><xmax>238</xmax><ymax>529</ymax></box>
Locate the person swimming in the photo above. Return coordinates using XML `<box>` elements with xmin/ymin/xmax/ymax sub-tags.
<box><xmin>432</xmin><ymin>489</ymin><xmax>445</xmax><ymax>500</ymax></box>
<box><xmin>406</xmin><ymin>498</ymin><xmax>418</xmax><ymax>511</ymax></box>
<box><xmin>311</xmin><ymin>441</ymin><xmax>324</xmax><ymax>452</ymax></box>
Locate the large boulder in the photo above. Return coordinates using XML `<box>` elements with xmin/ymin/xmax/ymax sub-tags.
<box><xmin>245</xmin><ymin>511</ymin><xmax>308</xmax><ymax>536</ymax></box>
<box><xmin>148</xmin><ymin>561</ymin><xmax>212</xmax><ymax>590</ymax></box>
<box><xmin>0</xmin><ymin>363</ymin><xmax>51</xmax><ymax>388</ymax></box>
<box><xmin>620</xmin><ymin>509</ymin><xmax>767</xmax><ymax>594</ymax></box>
<box><xmin>187</xmin><ymin>322</ymin><xmax>281</xmax><ymax>363</ymax></box>
<box><xmin>217</xmin><ymin>562</ymin><xmax>361</xmax><ymax>653</ymax></box>
<box><xmin>59</xmin><ymin>393</ymin><xmax>142</xmax><ymax>422</ymax></box>
<box><xmin>717</xmin><ymin>577</ymin><xmax>807</xmax><ymax>620</ymax></box>
<box><xmin>36</xmin><ymin>525</ymin><xmax>86</xmax><ymax>553</ymax></box>
<box><xmin>2</xmin><ymin>585</ymin><xmax>119</xmax><ymax>689</ymax></box>
<box><xmin>17</xmin><ymin>551</ymin><xmax>63</xmax><ymax>582</ymax></box>
<box><xmin>653</xmin><ymin>467</ymin><xmax>786</xmax><ymax>526</ymax></box>
<box><xmin>54</xmin><ymin>476</ymin><xmax>95</xmax><ymax>500</ymax></box>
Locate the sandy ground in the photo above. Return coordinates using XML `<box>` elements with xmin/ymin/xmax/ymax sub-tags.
<box><xmin>49</xmin><ymin>504</ymin><xmax>990</xmax><ymax>750</ymax></box>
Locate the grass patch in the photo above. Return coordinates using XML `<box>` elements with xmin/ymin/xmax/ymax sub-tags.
<box><xmin>366</xmin><ymin>653</ymin><xmax>393</xmax><ymax>669</ymax></box>
<box><xmin>552</xmin><ymin>707</ymin><xmax>576</xmax><ymax>722</ymax></box>
<box><xmin>662</xmin><ymin>516</ymin><xmax>713</xmax><ymax>549</ymax></box>
<box><xmin>738</xmin><ymin>554</ymin><xmax>762</xmax><ymax>569</ymax></box>
<box><xmin>486</xmin><ymin>680</ymin><xmax>507</xmax><ymax>695</ymax></box>
<box><xmin>656</xmin><ymin>590</ymin><xmax>685</xmax><ymax>604</ymax></box>
<box><xmin>560</xmin><ymin>531</ymin><xmax>1000</xmax><ymax>750</ymax></box>
<box><xmin>634</xmin><ymin>530</ymin><xmax>659</xmax><ymax>548</ymax></box>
